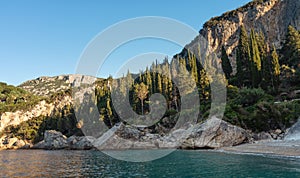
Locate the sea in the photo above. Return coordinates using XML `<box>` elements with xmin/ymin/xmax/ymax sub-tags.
<box><xmin>0</xmin><ymin>150</ymin><xmax>299</xmax><ymax>177</ymax></box>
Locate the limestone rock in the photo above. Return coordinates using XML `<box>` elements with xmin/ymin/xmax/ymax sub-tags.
<box><xmin>185</xmin><ymin>0</ymin><xmax>300</xmax><ymax>73</ymax></box>
<box><xmin>115</xmin><ymin>123</ymin><xmax>144</xmax><ymax>140</ymax></box>
<box><xmin>0</xmin><ymin>136</ymin><xmax>27</xmax><ymax>149</ymax></box>
<box><xmin>13</xmin><ymin>139</ymin><xmax>26</xmax><ymax>148</ymax></box>
<box><xmin>182</xmin><ymin>117</ymin><xmax>249</xmax><ymax>149</ymax></box>
<box><xmin>95</xmin><ymin>118</ymin><xmax>249</xmax><ymax>150</ymax></box>
<box><xmin>3</xmin><ymin>137</ymin><xmax>18</xmax><ymax>148</ymax></box>
<box><xmin>93</xmin><ymin>124</ymin><xmax>157</xmax><ymax>150</ymax></box>
<box><xmin>67</xmin><ymin>136</ymin><xmax>95</xmax><ymax>150</ymax></box>
<box><xmin>33</xmin><ymin>130</ymin><xmax>68</xmax><ymax>150</ymax></box>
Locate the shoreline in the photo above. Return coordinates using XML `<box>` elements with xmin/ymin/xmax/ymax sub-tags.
<box><xmin>217</xmin><ymin>140</ymin><xmax>300</xmax><ymax>158</ymax></box>
<box><xmin>1</xmin><ymin>140</ymin><xmax>300</xmax><ymax>159</ymax></box>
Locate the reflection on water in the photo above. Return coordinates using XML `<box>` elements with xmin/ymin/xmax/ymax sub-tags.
<box><xmin>0</xmin><ymin>150</ymin><xmax>299</xmax><ymax>177</ymax></box>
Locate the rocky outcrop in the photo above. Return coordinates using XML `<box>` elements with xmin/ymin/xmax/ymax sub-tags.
<box><xmin>181</xmin><ymin>117</ymin><xmax>249</xmax><ymax>149</ymax></box>
<box><xmin>0</xmin><ymin>136</ymin><xmax>30</xmax><ymax>150</ymax></box>
<box><xmin>19</xmin><ymin>74</ymin><xmax>97</xmax><ymax>96</ymax></box>
<box><xmin>185</xmin><ymin>0</ymin><xmax>300</xmax><ymax>71</ymax></box>
<box><xmin>28</xmin><ymin>118</ymin><xmax>300</xmax><ymax>151</ymax></box>
<box><xmin>32</xmin><ymin>118</ymin><xmax>249</xmax><ymax>150</ymax></box>
<box><xmin>33</xmin><ymin>130</ymin><xmax>68</xmax><ymax>150</ymax></box>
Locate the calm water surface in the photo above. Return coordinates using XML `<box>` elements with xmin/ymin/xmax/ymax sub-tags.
<box><xmin>0</xmin><ymin>150</ymin><xmax>299</xmax><ymax>177</ymax></box>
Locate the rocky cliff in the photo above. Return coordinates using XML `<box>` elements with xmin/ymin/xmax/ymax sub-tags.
<box><xmin>185</xmin><ymin>0</ymin><xmax>300</xmax><ymax>70</ymax></box>
<box><xmin>19</xmin><ymin>74</ymin><xmax>81</xmax><ymax>96</ymax></box>
<box><xmin>0</xmin><ymin>96</ymin><xmax>72</xmax><ymax>132</ymax></box>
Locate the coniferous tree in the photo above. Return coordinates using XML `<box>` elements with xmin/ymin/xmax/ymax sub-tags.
<box><xmin>249</xmin><ymin>29</ymin><xmax>262</xmax><ymax>87</ymax></box>
<box><xmin>236</xmin><ymin>25</ymin><xmax>251</xmax><ymax>87</ymax></box>
<box><xmin>281</xmin><ymin>25</ymin><xmax>300</xmax><ymax>67</ymax></box>
<box><xmin>199</xmin><ymin>69</ymin><xmax>210</xmax><ymax>100</ymax></box>
<box><xmin>256</xmin><ymin>31</ymin><xmax>271</xmax><ymax>90</ymax></box>
<box><xmin>135</xmin><ymin>83</ymin><xmax>149</xmax><ymax>115</ymax></box>
<box><xmin>271</xmin><ymin>45</ymin><xmax>280</xmax><ymax>91</ymax></box>
<box><xmin>261</xmin><ymin>54</ymin><xmax>272</xmax><ymax>90</ymax></box>
<box><xmin>221</xmin><ymin>46</ymin><xmax>233</xmax><ymax>80</ymax></box>
<box><xmin>156</xmin><ymin>73</ymin><xmax>162</xmax><ymax>93</ymax></box>
<box><xmin>145</xmin><ymin>67</ymin><xmax>152</xmax><ymax>95</ymax></box>
<box><xmin>176</xmin><ymin>58</ymin><xmax>196</xmax><ymax>95</ymax></box>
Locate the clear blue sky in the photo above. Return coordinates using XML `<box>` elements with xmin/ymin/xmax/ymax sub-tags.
<box><xmin>0</xmin><ymin>0</ymin><xmax>251</xmax><ymax>85</ymax></box>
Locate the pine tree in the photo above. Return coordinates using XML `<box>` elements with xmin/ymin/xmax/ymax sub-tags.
<box><xmin>221</xmin><ymin>46</ymin><xmax>233</xmax><ymax>80</ymax></box>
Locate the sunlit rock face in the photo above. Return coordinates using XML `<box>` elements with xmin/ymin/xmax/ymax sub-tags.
<box><xmin>185</xmin><ymin>0</ymin><xmax>300</xmax><ymax>72</ymax></box>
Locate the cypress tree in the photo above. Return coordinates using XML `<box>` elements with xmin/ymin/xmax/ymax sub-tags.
<box><xmin>281</xmin><ymin>25</ymin><xmax>300</xmax><ymax>67</ymax></box>
<box><xmin>145</xmin><ymin>67</ymin><xmax>152</xmax><ymax>95</ymax></box>
<box><xmin>135</xmin><ymin>83</ymin><xmax>149</xmax><ymax>115</ymax></box>
<box><xmin>236</xmin><ymin>25</ymin><xmax>251</xmax><ymax>87</ymax></box>
<box><xmin>249</xmin><ymin>29</ymin><xmax>262</xmax><ymax>87</ymax></box>
<box><xmin>271</xmin><ymin>45</ymin><xmax>280</xmax><ymax>91</ymax></box>
<box><xmin>221</xmin><ymin>46</ymin><xmax>233</xmax><ymax>80</ymax></box>
<box><xmin>261</xmin><ymin>54</ymin><xmax>272</xmax><ymax>90</ymax></box>
<box><xmin>156</xmin><ymin>73</ymin><xmax>162</xmax><ymax>93</ymax></box>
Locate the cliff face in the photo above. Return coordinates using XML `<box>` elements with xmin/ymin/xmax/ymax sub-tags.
<box><xmin>186</xmin><ymin>0</ymin><xmax>300</xmax><ymax>70</ymax></box>
<box><xmin>0</xmin><ymin>96</ymin><xmax>72</xmax><ymax>132</ymax></box>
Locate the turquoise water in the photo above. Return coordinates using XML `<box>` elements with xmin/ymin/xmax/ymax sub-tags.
<box><xmin>0</xmin><ymin>150</ymin><xmax>299</xmax><ymax>177</ymax></box>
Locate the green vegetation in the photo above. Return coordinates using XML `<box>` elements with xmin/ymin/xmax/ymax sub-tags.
<box><xmin>0</xmin><ymin>83</ymin><xmax>43</xmax><ymax>115</ymax></box>
<box><xmin>223</xmin><ymin>25</ymin><xmax>300</xmax><ymax>132</ymax></box>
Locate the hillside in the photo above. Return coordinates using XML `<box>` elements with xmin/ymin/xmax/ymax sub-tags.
<box><xmin>0</xmin><ymin>0</ymin><xmax>300</xmax><ymax>150</ymax></box>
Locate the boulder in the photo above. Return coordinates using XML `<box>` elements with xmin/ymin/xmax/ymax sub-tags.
<box><xmin>95</xmin><ymin>118</ymin><xmax>249</xmax><ymax>150</ymax></box>
<box><xmin>0</xmin><ymin>136</ymin><xmax>28</xmax><ymax>149</ymax></box>
<box><xmin>93</xmin><ymin>123</ymin><xmax>164</xmax><ymax>150</ymax></box>
<box><xmin>115</xmin><ymin>123</ymin><xmax>143</xmax><ymax>140</ymax></box>
<box><xmin>181</xmin><ymin>117</ymin><xmax>249</xmax><ymax>149</ymax></box>
<box><xmin>3</xmin><ymin>137</ymin><xmax>19</xmax><ymax>149</ymax></box>
<box><xmin>253</xmin><ymin>132</ymin><xmax>273</xmax><ymax>141</ymax></box>
<box><xmin>67</xmin><ymin>136</ymin><xmax>96</xmax><ymax>150</ymax></box>
<box><xmin>13</xmin><ymin>139</ymin><xmax>26</xmax><ymax>148</ymax></box>
<box><xmin>33</xmin><ymin>130</ymin><xmax>68</xmax><ymax>150</ymax></box>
